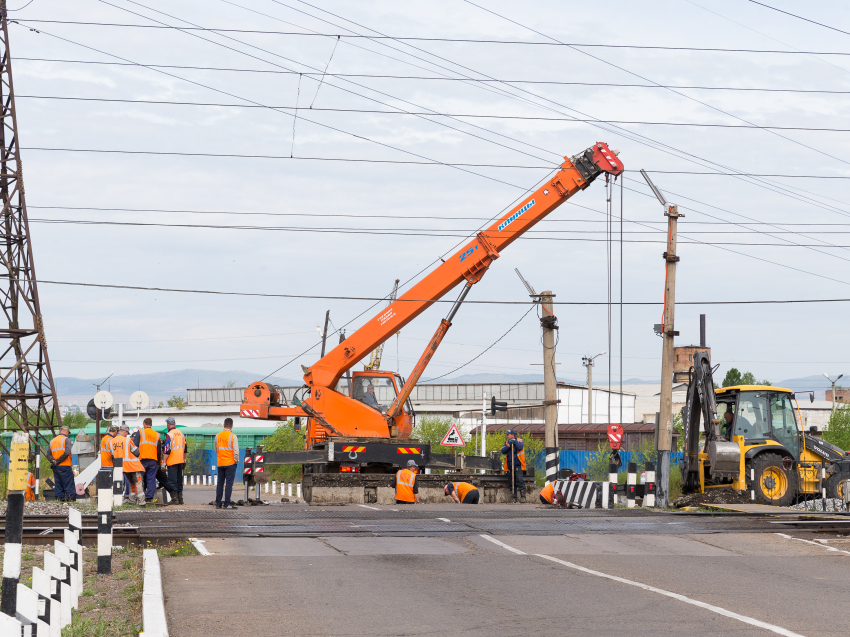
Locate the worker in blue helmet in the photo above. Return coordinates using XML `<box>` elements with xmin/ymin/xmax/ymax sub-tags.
<box><xmin>501</xmin><ymin>429</ymin><xmax>526</xmax><ymax>503</ymax></box>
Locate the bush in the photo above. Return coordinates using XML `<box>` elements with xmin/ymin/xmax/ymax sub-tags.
<box><xmin>263</xmin><ymin>419</ymin><xmax>305</xmax><ymax>482</ymax></box>
<box><xmin>585</xmin><ymin>442</ymin><xmax>615</xmax><ymax>481</ymax></box>
<box><xmin>824</xmin><ymin>405</ymin><xmax>850</xmax><ymax>452</ymax></box>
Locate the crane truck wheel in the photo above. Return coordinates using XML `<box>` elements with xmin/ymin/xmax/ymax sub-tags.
<box><xmin>750</xmin><ymin>453</ymin><xmax>797</xmax><ymax>507</ymax></box>
<box><xmin>826</xmin><ymin>472</ymin><xmax>850</xmax><ymax>500</ymax></box>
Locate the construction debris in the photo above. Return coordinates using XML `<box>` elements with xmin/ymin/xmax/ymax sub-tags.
<box><xmin>673</xmin><ymin>488</ymin><xmax>752</xmax><ymax>508</ymax></box>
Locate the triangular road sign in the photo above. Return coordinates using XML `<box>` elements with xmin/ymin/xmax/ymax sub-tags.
<box><xmin>440</xmin><ymin>423</ymin><xmax>465</xmax><ymax>447</ymax></box>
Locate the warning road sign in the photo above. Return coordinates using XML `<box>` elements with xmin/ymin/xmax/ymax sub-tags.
<box><xmin>440</xmin><ymin>423</ymin><xmax>465</xmax><ymax>447</ymax></box>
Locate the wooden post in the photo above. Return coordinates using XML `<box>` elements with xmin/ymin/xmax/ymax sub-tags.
<box><xmin>541</xmin><ymin>290</ymin><xmax>559</xmax><ymax>485</ymax></box>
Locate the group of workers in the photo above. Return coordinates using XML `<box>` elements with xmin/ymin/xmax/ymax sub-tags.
<box><xmin>45</xmin><ymin>415</ymin><xmax>240</xmax><ymax>509</ymax></box>
<box><xmin>392</xmin><ymin>429</ymin><xmax>527</xmax><ymax>504</ymax></box>
<box><xmin>48</xmin><ymin>416</ymin><xmax>187</xmax><ymax>505</ymax></box>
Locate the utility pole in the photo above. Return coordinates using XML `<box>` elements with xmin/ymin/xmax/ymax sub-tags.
<box><xmin>582</xmin><ymin>352</ymin><xmax>605</xmax><ymax>424</ymax></box>
<box><xmin>320</xmin><ymin>310</ymin><xmax>330</xmax><ymax>358</ymax></box>
<box><xmin>540</xmin><ymin>290</ymin><xmax>559</xmax><ymax>485</ymax></box>
<box><xmin>642</xmin><ymin>169</ymin><xmax>680</xmax><ymax>508</ymax></box>
<box><xmin>824</xmin><ymin>373</ymin><xmax>844</xmax><ymax>414</ymax></box>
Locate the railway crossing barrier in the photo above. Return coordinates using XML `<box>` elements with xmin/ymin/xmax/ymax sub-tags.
<box><xmin>551</xmin><ymin>461</ymin><xmax>658</xmax><ymax>509</ymax></box>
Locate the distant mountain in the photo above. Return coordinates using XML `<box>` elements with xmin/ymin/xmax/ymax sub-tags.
<box><xmin>421</xmin><ymin>372</ymin><xmax>585</xmax><ymax>385</ymax></box>
<box><xmin>55</xmin><ymin>369</ymin><xmax>299</xmax><ymax>404</ymax></box>
<box><xmin>773</xmin><ymin>375</ymin><xmax>833</xmax><ymax>396</ymax></box>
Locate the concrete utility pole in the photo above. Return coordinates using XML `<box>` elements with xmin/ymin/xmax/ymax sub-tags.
<box><xmin>824</xmin><ymin>373</ymin><xmax>844</xmax><ymax>413</ymax></box>
<box><xmin>582</xmin><ymin>352</ymin><xmax>605</xmax><ymax>424</ymax></box>
<box><xmin>541</xmin><ymin>291</ymin><xmax>559</xmax><ymax>485</ymax></box>
<box><xmin>642</xmin><ymin>169</ymin><xmax>680</xmax><ymax>509</ymax></box>
<box><xmin>320</xmin><ymin>310</ymin><xmax>330</xmax><ymax>357</ymax></box>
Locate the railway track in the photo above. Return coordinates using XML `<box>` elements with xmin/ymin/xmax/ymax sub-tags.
<box><xmin>0</xmin><ymin>515</ymin><xmax>140</xmax><ymax>545</ymax></box>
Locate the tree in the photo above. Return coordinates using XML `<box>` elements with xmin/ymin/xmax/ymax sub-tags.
<box><xmin>167</xmin><ymin>395</ymin><xmax>187</xmax><ymax>410</ymax></box>
<box><xmin>824</xmin><ymin>405</ymin><xmax>850</xmax><ymax>452</ymax></box>
<box><xmin>740</xmin><ymin>371</ymin><xmax>756</xmax><ymax>386</ymax></box>
<box><xmin>722</xmin><ymin>368</ymin><xmax>742</xmax><ymax>387</ymax></box>
<box><xmin>263</xmin><ymin>419</ymin><xmax>305</xmax><ymax>482</ymax></box>
<box><xmin>225</xmin><ymin>380</ymin><xmax>236</xmax><ymax>388</ymax></box>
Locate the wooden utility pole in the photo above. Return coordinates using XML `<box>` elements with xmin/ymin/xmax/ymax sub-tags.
<box><xmin>642</xmin><ymin>169</ymin><xmax>680</xmax><ymax>509</ymax></box>
<box><xmin>541</xmin><ymin>291</ymin><xmax>559</xmax><ymax>485</ymax></box>
<box><xmin>320</xmin><ymin>310</ymin><xmax>330</xmax><ymax>357</ymax></box>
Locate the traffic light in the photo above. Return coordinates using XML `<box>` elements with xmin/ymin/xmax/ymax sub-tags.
<box><xmin>490</xmin><ymin>396</ymin><xmax>508</xmax><ymax>416</ymax></box>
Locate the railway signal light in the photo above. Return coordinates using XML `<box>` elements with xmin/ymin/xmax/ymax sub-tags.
<box><xmin>490</xmin><ymin>396</ymin><xmax>508</xmax><ymax>416</ymax></box>
<box><xmin>254</xmin><ymin>446</ymin><xmax>265</xmax><ymax>475</ymax></box>
<box><xmin>243</xmin><ymin>449</ymin><xmax>254</xmax><ymax>478</ymax></box>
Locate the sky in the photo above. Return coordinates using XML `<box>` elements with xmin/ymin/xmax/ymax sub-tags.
<box><xmin>8</xmin><ymin>0</ymin><xmax>850</xmax><ymax>393</ymax></box>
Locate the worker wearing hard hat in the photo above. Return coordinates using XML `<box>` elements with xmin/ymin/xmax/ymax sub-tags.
<box><xmin>119</xmin><ymin>424</ymin><xmax>146</xmax><ymax>506</ymax></box>
<box><xmin>132</xmin><ymin>418</ymin><xmax>161</xmax><ymax>505</ymax></box>
<box><xmin>444</xmin><ymin>481</ymin><xmax>479</xmax><ymax>504</ymax></box>
<box><xmin>100</xmin><ymin>424</ymin><xmax>119</xmax><ymax>468</ymax></box>
<box><xmin>392</xmin><ymin>459</ymin><xmax>420</xmax><ymax>504</ymax></box>
<box><xmin>501</xmin><ymin>429</ymin><xmax>527</xmax><ymax>503</ymax></box>
<box><xmin>49</xmin><ymin>426</ymin><xmax>76</xmax><ymax>502</ymax></box>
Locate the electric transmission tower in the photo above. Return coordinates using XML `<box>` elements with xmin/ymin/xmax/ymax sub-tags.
<box><xmin>0</xmin><ymin>2</ymin><xmax>61</xmax><ymax>446</ymax></box>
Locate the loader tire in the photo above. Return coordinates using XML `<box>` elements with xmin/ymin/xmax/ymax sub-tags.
<box><xmin>752</xmin><ymin>453</ymin><xmax>796</xmax><ymax>507</ymax></box>
<box><xmin>826</xmin><ymin>472</ymin><xmax>850</xmax><ymax>500</ymax></box>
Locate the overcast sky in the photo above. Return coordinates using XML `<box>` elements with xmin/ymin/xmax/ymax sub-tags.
<box><xmin>9</xmin><ymin>0</ymin><xmax>850</xmax><ymax>391</ymax></box>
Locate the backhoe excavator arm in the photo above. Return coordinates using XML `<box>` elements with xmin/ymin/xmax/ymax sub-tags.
<box><xmin>681</xmin><ymin>351</ymin><xmax>720</xmax><ymax>492</ymax></box>
<box><xmin>303</xmin><ymin>143</ymin><xmax>624</xmax><ymax>390</ymax></box>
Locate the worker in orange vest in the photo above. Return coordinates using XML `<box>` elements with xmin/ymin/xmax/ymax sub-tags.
<box><xmin>131</xmin><ymin>418</ymin><xmax>161</xmax><ymax>504</ymax></box>
<box><xmin>49</xmin><ymin>426</ymin><xmax>76</xmax><ymax>502</ymax></box>
<box><xmin>444</xmin><ymin>481</ymin><xmax>479</xmax><ymax>504</ymax></box>
<box><xmin>215</xmin><ymin>417</ymin><xmax>239</xmax><ymax>510</ymax></box>
<box><xmin>118</xmin><ymin>424</ymin><xmax>146</xmax><ymax>505</ymax></box>
<box><xmin>539</xmin><ymin>482</ymin><xmax>555</xmax><ymax>505</ymax></box>
<box><xmin>8</xmin><ymin>471</ymin><xmax>36</xmax><ymax>501</ymax></box>
<box><xmin>392</xmin><ymin>459</ymin><xmax>420</xmax><ymax>504</ymax></box>
<box><xmin>100</xmin><ymin>424</ymin><xmax>118</xmax><ymax>468</ymax></box>
<box><xmin>163</xmin><ymin>417</ymin><xmax>186</xmax><ymax>505</ymax></box>
<box><xmin>501</xmin><ymin>429</ymin><xmax>527</xmax><ymax>503</ymax></box>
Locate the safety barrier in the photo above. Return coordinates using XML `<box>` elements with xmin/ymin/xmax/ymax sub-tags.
<box><xmin>551</xmin><ymin>461</ymin><xmax>658</xmax><ymax>509</ymax></box>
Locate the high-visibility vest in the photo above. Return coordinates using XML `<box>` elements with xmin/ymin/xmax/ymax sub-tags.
<box><xmin>100</xmin><ymin>433</ymin><xmax>115</xmax><ymax>467</ymax></box>
<box><xmin>540</xmin><ymin>482</ymin><xmax>555</xmax><ymax>504</ymax></box>
<box><xmin>395</xmin><ymin>469</ymin><xmax>416</xmax><ymax>503</ymax></box>
<box><xmin>502</xmin><ymin>440</ymin><xmax>527</xmax><ymax>472</ymax></box>
<box><xmin>452</xmin><ymin>482</ymin><xmax>478</xmax><ymax>502</ymax></box>
<box><xmin>119</xmin><ymin>435</ymin><xmax>143</xmax><ymax>473</ymax></box>
<box><xmin>25</xmin><ymin>472</ymin><xmax>35</xmax><ymax>501</ymax></box>
<box><xmin>166</xmin><ymin>429</ymin><xmax>186</xmax><ymax>466</ymax></box>
<box><xmin>50</xmin><ymin>434</ymin><xmax>72</xmax><ymax>466</ymax></box>
<box><xmin>108</xmin><ymin>435</ymin><xmax>125</xmax><ymax>467</ymax></box>
<box><xmin>215</xmin><ymin>430</ymin><xmax>237</xmax><ymax>466</ymax></box>
<box><xmin>139</xmin><ymin>427</ymin><xmax>160</xmax><ymax>460</ymax></box>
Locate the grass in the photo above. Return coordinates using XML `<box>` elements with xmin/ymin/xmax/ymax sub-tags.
<box><xmin>159</xmin><ymin>539</ymin><xmax>200</xmax><ymax>558</ymax></box>
<box><xmin>62</xmin><ymin>615</ymin><xmax>142</xmax><ymax>637</ymax></box>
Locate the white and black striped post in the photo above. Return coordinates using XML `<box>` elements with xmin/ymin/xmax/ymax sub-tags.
<box><xmin>97</xmin><ymin>468</ymin><xmax>113</xmax><ymax>575</ymax></box>
<box><xmin>644</xmin><ymin>462</ymin><xmax>656</xmax><ymax>507</ymax></box>
<box><xmin>34</xmin><ymin>446</ymin><xmax>40</xmax><ymax>498</ymax></box>
<box><xmin>113</xmin><ymin>457</ymin><xmax>124</xmax><ymax>508</ymax></box>
<box><xmin>17</xmin><ymin>580</ymin><xmax>49</xmax><ymax>635</ymax></box>
<box><xmin>608</xmin><ymin>461</ymin><xmax>618</xmax><ymax>506</ymax></box>
<box><xmin>63</xmin><ymin>530</ymin><xmax>83</xmax><ymax>591</ymax></box>
<box><xmin>43</xmin><ymin>553</ymin><xmax>71</xmax><ymax>628</ymax></box>
<box><xmin>53</xmin><ymin>542</ymin><xmax>78</xmax><ymax>610</ymax></box>
<box><xmin>626</xmin><ymin>462</ymin><xmax>637</xmax><ymax>509</ymax></box>
<box><xmin>750</xmin><ymin>467</ymin><xmax>755</xmax><ymax>503</ymax></box>
<box><xmin>68</xmin><ymin>508</ymin><xmax>82</xmax><ymax>545</ymax></box>
<box><xmin>32</xmin><ymin>567</ymin><xmax>61</xmax><ymax>637</ymax></box>
<box><xmin>1</xmin><ymin>431</ymin><xmax>28</xmax><ymax>617</ymax></box>
<box><xmin>545</xmin><ymin>447</ymin><xmax>559</xmax><ymax>486</ymax></box>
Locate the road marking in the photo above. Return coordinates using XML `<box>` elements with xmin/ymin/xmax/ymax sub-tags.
<box><xmin>357</xmin><ymin>504</ymin><xmax>380</xmax><ymax>510</ymax></box>
<box><xmin>479</xmin><ymin>535</ymin><xmax>526</xmax><ymax>555</ymax></box>
<box><xmin>480</xmin><ymin>535</ymin><xmax>803</xmax><ymax>637</ymax></box>
<box><xmin>775</xmin><ymin>532</ymin><xmax>850</xmax><ymax>556</ymax></box>
<box><xmin>534</xmin><ymin>554</ymin><xmax>804</xmax><ymax>637</ymax></box>
<box><xmin>437</xmin><ymin>518</ymin><xmax>451</xmax><ymax>522</ymax></box>
<box><xmin>190</xmin><ymin>538</ymin><xmax>212</xmax><ymax>556</ymax></box>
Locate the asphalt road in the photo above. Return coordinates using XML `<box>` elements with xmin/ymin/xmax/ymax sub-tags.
<box><xmin>156</xmin><ymin>503</ymin><xmax>850</xmax><ymax>637</ymax></box>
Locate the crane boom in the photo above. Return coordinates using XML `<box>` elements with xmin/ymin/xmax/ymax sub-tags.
<box><xmin>364</xmin><ymin>279</ymin><xmax>399</xmax><ymax>371</ymax></box>
<box><xmin>242</xmin><ymin>142</ymin><xmax>623</xmax><ymax>444</ymax></box>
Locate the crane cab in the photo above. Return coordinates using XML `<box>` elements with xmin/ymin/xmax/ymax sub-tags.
<box><xmin>347</xmin><ymin>370</ymin><xmax>415</xmax><ymax>438</ymax></box>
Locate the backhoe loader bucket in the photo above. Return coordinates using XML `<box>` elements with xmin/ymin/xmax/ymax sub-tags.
<box><xmin>707</xmin><ymin>440</ymin><xmax>741</xmax><ymax>481</ymax></box>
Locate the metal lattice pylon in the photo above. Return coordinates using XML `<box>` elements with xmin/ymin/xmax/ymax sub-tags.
<box><xmin>0</xmin><ymin>3</ymin><xmax>61</xmax><ymax>446</ymax></box>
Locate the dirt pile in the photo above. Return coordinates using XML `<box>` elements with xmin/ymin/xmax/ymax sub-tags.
<box><xmin>673</xmin><ymin>488</ymin><xmax>752</xmax><ymax>508</ymax></box>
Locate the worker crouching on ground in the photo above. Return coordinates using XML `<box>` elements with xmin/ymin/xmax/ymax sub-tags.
<box><xmin>215</xmin><ymin>417</ymin><xmax>239</xmax><ymax>510</ymax></box>
<box><xmin>539</xmin><ymin>481</ymin><xmax>555</xmax><ymax>505</ymax></box>
<box><xmin>133</xmin><ymin>418</ymin><xmax>161</xmax><ymax>505</ymax></box>
<box><xmin>392</xmin><ymin>459</ymin><xmax>419</xmax><ymax>504</ymax></box>
<box><xmin>444</xmin><ymin>481</ymin><xmax>479</xmax><ymax>504</ymax></box>
<box><xmin>501</xmin><ymin>429</ymin><xmax>527</xmax><ymax>503</ymax></box>
<box><xmin>163</xmin><ymin>417</ymin><xmax>185</xmax><ymax>505</ymax></box>
<box><xmin>49</xmin><ymin>426</ymin><xmax>76</xmax><ymax>502</ymax></box>
<box><xmin>119</xmin><ymin>424</ymin><xmax>146</xmax><ymax>505</ymax></box>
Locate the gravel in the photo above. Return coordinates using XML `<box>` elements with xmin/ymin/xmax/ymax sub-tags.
<box><xmin>673</xmin><ymin>488</ymin><xmax>753</xmax><ymax>508</ymax></box>
<box><xmin>0</xmin><ymin>499</ymin><xmax>98</xmax><ymax>515</ymax></box>
<box><xmin>790</xmin><ymin>498</ymin><xmax>849</xmax><ymax>513</ymax></box>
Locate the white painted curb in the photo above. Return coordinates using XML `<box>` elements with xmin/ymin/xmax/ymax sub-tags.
<box><xmin>141</xmin><ymin>548</ymin><xmax>169</xmax><ymax>637</ymax></box>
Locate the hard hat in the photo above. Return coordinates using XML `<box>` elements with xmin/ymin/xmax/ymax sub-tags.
<box><xmin>119</xmin><ymin>424</ymin><xmax>129</xmax><ymax>432</ymax></box>
<box><xmin>407</xmin><ymin>459</ymin><xmax>418</xmax><ymax>467</ymax></box>
<box><xmin>108</xmin><ymin>423</ymin><xmax>119</xmax><ymax>431</ymax></box>
<box><xmin>166</xmin><ymin>417</ymin><xmax>176</xmax><ymax>425</ymax></box>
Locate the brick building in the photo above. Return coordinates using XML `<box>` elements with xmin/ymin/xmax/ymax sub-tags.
<box><xmin>673</xmin><ymin>345</ymin><xmax>711</xmax><ymax>382</ymax></box>
<box><xmin>826</xmin><ymin>388</ymin><xmax>850</xmax><ymax>404</ymax></box>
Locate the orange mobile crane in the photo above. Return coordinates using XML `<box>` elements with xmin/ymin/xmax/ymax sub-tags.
<box><xmin>241</xmin><ymin>142</ymin><xmax>623</xmax><ymax>475</ymax></box>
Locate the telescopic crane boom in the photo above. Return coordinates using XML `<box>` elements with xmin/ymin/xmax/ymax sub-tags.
<box><xmin>242</xmin><ymin>142</ymin><xmax>624</xmax><ymax>448</ymax></box>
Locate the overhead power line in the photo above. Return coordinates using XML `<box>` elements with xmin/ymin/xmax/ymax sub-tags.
<box><xmin>23</xmin><ymin>147</ymin><xmax>850</xmax><ymax>178</ymax></box>
<box><xmin>16</xmin><ymin>57</ymin><xmax>848</xmax><ymax>95</ymax></box>
<box><xmin>747</xmin><ymin>1</ymin><xmax>850</xmax><ymax>38</ymax></box>
<box><xmin>15</xmin><ymin>18</ymin><xmax>850</xmax><ymax>55</ymax></box>
<box><xmin>22</xmin><ymin>94</ymin><xmax>850</xmax><ymax>133</ymax></box>
<box><xmin>35</xmin><ymin>279</ymin><xmax>850</xmax><ymax>305</ymax></box>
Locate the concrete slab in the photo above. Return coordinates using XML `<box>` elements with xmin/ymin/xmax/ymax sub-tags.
<box><xmin>483</xmin><ymin>533</ymin><xmax>733</xmax><ymax>556</ymax></box>
<box><xmin>198</xmin><ymin>537</ymin><xmax>340</xmax><ymax>557</ymax></box>
<box><xmin>323</xmin><ymin>536</ymin><xmax>468</xmax><ymax>556</ymax></box>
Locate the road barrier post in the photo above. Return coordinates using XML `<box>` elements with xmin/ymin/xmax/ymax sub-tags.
<box><xmin>644</xmin><ymin>462</ymin><xmax>656</xmax><ymax>507</ymax></box>
<box><xmin>1</xmin><ymin>430</ymin><xmax>28</xmax><ymax>617</ymax></box>
<box><xmin>626</xmin><ymin>463</ymin><xmax>637</xmax><ymax>508</ymax></box>
<box><xmin>97</xmin><ymin>468</ymin><xmax>113</xmax><ymax>575</ymax></box>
